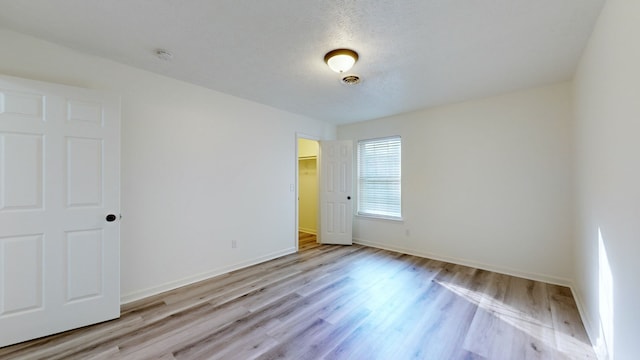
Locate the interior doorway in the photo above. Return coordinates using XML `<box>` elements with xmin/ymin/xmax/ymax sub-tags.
<box><xmin>297</xmin><ymin>137</ymin><xmax>319</xmax><ymax>250</ymax></box>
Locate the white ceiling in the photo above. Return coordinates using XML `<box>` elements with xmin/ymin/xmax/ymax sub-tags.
<box><xmin>0</xmin><ymin>0</ymin><xmax>604</xmax><ymax>125</ymax></box>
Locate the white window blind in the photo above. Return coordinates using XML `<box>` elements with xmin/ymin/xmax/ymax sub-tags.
<box><xmin>357</xmin><ymin>136</ymin><xmax>401</xmax><ymax>219</ymax></box>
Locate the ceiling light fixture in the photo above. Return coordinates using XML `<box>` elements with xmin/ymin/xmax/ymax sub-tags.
<box><xmin>324</xmin><ymin>49</ymin><xmax>358</xmax><ymax>73</ymax></box>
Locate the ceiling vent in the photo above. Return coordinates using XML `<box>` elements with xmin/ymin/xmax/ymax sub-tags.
<box><xmin>341</xmin><ymin>75</ymin><xmax>361</xmax><ymax>85</ymax></box>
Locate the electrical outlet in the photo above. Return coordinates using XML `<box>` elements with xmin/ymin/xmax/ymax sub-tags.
<box><xmin>232</xmin><ymin>240</ymin><xmax>237</xmax><ymax>248</ymax></box>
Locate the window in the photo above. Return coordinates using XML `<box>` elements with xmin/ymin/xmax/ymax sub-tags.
<box><xmin>357</xmin><ymin>136</ymin><xmax>402</xmax><ymax>219</ymax></box>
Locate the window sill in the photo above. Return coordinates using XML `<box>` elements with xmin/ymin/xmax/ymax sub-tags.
<box><xmin>356</xmin><ymin>213</ymin><xmax>404</xmax><ymax>223</ymax></box>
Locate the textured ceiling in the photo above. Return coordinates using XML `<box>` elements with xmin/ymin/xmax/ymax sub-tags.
<box><xmin>0</xmin><ymin>0</ymin><xmax>604</xmax><ymax>124</ymax></box>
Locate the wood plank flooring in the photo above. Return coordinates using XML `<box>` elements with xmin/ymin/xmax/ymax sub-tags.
<box><xmin>298</xmin><ymin>232</ymin><xmax>318</xmax><ymax>251</ymax></box>
<box><xmin>0</xmin><ymin>233</ymin><xmax>595</xmax><ymax>359</ymax></box>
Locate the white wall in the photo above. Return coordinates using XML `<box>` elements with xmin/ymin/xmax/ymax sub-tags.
<box><xmin>339</xmin><ymin>83</ymin><xmax>574</xmax><ymax>284</ymax></box>
<box><xmin>573</xmin><ymin>0</ymin><xmax>640</xmax><ymax>358</ymax></box>
<box><xmin>0</xmin><ymin>29</ymin><xmax>335</xmax><ymax>302</ymax></box>
<box><xmin>298</xmin><ymin>138</ymin><xmax>319</xmax><ymax>158</ymax></box>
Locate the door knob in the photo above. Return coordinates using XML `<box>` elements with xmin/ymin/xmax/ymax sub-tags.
<box><xmin>347</xmin><ymin>196</ymin><xmax>351</xmax><ymax>200</ymax></box>
<box><xmin>106</xmin><ymin>214</ymin><xmax>117</xmax><ymax>222</ymax></box>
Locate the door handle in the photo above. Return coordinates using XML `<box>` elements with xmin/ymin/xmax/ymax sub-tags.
<box><xmin>106</xmin><ymin>214</ymin><xmax>117</xmax><ymax>222</ymax></box>
<box><xmin>347</xmin><ymin>196</ymin><xmax>351</xmax><ymax>200</ymax></box>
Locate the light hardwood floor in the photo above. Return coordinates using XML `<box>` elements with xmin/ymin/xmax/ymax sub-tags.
<box><xmin>0</xmin><ymin>233</ymin><xmax>595</xmax><ymax>359</ymax></box>
<box><xmin>298</xmin><ymin>232</ymin><xmax>318</xmax><ymax>251</ymax></box>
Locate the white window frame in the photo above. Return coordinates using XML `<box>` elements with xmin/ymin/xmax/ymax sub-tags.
<box><xmin>356</xmin><ymin>136</ymin><xmax>402</xmax><ymax>221</ymax></box>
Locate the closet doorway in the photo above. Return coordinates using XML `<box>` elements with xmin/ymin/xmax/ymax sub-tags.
<box><xmin>297</xmin><ymin>137</ymin><xmax>319</xmax><ymax>250</ymax></box>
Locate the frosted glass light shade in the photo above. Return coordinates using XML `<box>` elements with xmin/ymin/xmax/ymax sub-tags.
<box><xmin>324</xmin><ymin>49</ymin><xmax>358</xmax><ymax>73</ymax></box>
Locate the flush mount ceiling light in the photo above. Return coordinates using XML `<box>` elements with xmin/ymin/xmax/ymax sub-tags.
<box><xmin>324</xmin><ymin>49</ymin><xmax>358</xmax><ymax>73</ymax></box>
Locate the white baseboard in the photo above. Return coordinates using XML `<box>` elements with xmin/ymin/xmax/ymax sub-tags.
<box><xmin>353</xmin><ymin>238</ymin><xmax>572</xmax><ymax>287</ymax></box>
<box><xmin>298</xmin><ymin>228</ymin><xmax>317</xmax><ymax>235</ymax></box>
<box><xmin>120</xmin><ymin>247</ymin><xmax>297</xmax><ymax>304</ymax></box>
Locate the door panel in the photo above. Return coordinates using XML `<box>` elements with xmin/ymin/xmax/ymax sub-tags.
<box><xmin>1</xmin><ymin>90</ymin><xmax>44</xmax><ymax>120</ymax></box>
<box><xmin>65</xmin><ymin>229</ymin><xmax>103</xmax><ymax>302</ymax></box>
<box><xmin>0</xmin><ymin>74</ymin><xmax>120</xmax><ymax>347</ymax></box>
<box><xmin>67</xmin><ymin>99</ymin><xmax>104</xmax><ymax>125</ymax></box>
<box><xmin>319</xmin><ymin>140</ymin><xmax>353</xmax><ymax>245</ymax></box>
<box><xmin>1</xmin><ymin>234</ymin><xmax>43</xmax><ymax>315</ymax></box>
<box><xmin>66</xmin><ymin>137</ymin><xmax>103</xmax><ymax>207</ymax></box>
<box><xmin>1</xmin><ymin>133</ymin><xmax>44</xmax><ymax>210</ymax></box>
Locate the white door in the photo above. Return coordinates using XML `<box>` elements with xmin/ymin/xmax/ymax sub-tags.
<box><xmin>0</xmin><ymin>75</ymin><xmax>121</xmax><ymax>347</ymax></box>
<box><xmin>319</xmin><ymin>140</ymin><xmax>353</xmax><ymax>245</ymax></box>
